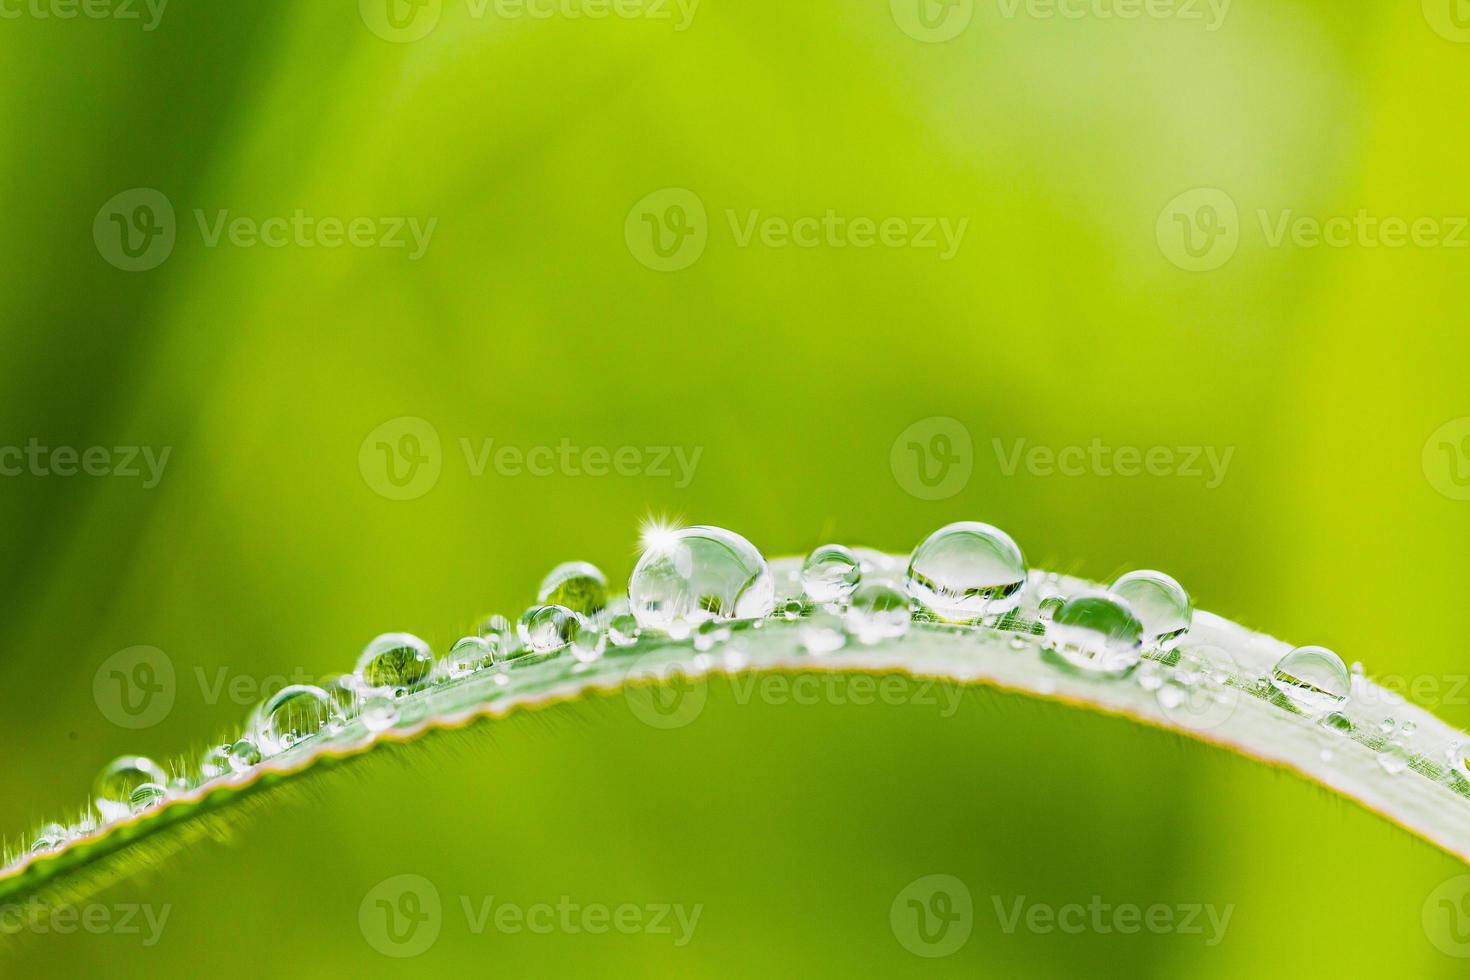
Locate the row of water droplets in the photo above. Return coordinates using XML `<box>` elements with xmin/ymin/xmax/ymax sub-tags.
<box><xmin>38</xmin><ymin>521</ymin><xmax>1430</xmax><ymax>859</ymax></box>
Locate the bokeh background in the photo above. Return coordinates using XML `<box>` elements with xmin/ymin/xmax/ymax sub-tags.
<box><xmin>3</xmin><ymin>0</ymin><xmax>1470</xmax><ymax>975</ymax></box>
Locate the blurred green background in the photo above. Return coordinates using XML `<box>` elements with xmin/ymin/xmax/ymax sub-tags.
<box><xmin>4</xmin><ymin>0</ymin><xmax>1470</xmax><ymax>975</ymax></box>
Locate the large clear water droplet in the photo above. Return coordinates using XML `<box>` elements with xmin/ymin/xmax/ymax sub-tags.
<box><xmin>801</xmin><ymin>544</ymin><xmax>861</xmax><ymax>604</ymax></box>
<box><xmin>904</xmin><ymin>521</ymin><xmax>1027</xmax><ymax>622</ymax></box>
<box><xmin>94</xmin><ymin>756</ymin><xmax>169</xmax><ymax>822</ymax></box>
<box><xmin>1045</xmin><ymin>591</ymin><xmax>1144</xmax><ymax>675</ymax></box>
<box><xmin>1270</xmin><ymin>645</ymin><xmax>1350</xmax><ymax>715</ymax></box>
<box><xmin>628</xmin><ymin>526</ymin><xmax>774</xmax><ymax>632</ymax></box>
<box><xmin>843</xmin><ymin>583</ymin><xmax>912</xmax><ymax>644</ymax></box>
<box><xmin>258</xmin><ymin>685</ymin><xmax>340</xmax><ymax>755</ymax></box>
<box><xmin>538</xmin><ymin>561</ymin><xmax>609</xmax><ymax>618</ymax></box>
<box><xmin>1108</xmin><ymin>570</ymin><xmax>1192</xmax><ymax>651</ymax></box>
<box><xmin>355</xmin><ymin>633</ymin><xmax>433</xmax><ymax>692</ymax></box>
<box><xmin>518</xmin><ymin>604</ymin><xmax>576</xmax><ymax>654</ymax></box>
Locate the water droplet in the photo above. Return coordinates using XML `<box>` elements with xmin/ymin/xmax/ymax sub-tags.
<box><xmin>1156</xmin><ymin>678</ymin><xmax>1187</xmax><ymax>710</ymax></box>
<box><xmin>801</xmin><ymin>544</ymin><xmax>861</xmax><ymax>604</ymax></box>
<box><xmin>94</xmin><ymin>756</ymin><xmax>169</xmax><ymax>822</ymax></box>
<box><xmin>129</xmin><ymin>783</ymin><xmax>168</xmax><ymax>814</ymax></box>
<box><xmin>1321</xmin><ymin>711</ymin><xmax>1354</xmax><ymax>736</ymax></box>
<box><xmin>1377</xmin><ymin>741</ymin><xmax>1411</xmax><ymax>775</ymax></box>
<box><xmin>538</xmin><ymin>561</ymin><xmax>609</xmax><ymax>618</ymax></box>
<box><xmin>361</xmin><ymin>696</ymin><xmax>399</xmax><ymax>732</ymax></box>
<box><xmin>904</xmin><ymin>521</ymin><xmax>1027</xmax><ymax>622</ymax></box>
<box><xmin>780</xmin><ymin>598</ymin><xmax>805</xmax><ymax>621</ymax></box>
<box><xmin>572</xmin><ymin>623</ymin><xmax>606</xmax><ymax>663</ymax></box>
<box><xmin>30</xmin><ymin>824</ymin><xmax>67</xmax><ymax>854</ymax></box>
<box><xmin>1135</xmin><ymin>661</ymin><xmax>1165</xmax><ymax>691</ymax></box>
<box><xmin>443</xmin><ymin>636</ymin><xmax>495</xmax><ymax>679</ymax></box>
<box><xmin>1037</xmin><ymin>595</ymin><xmax>1064</xmax><ymax>622</ymax></box>
<box><xmin>1378</xmin><ymin>717</ymin><xmax>1396</xmax><ymax>735</ymax></box>
<box><xmin>258</xmin><ymin>685</ymin><xmax>340</xmax><ymax>755</ymax></box>
<box><xmin>843</xmin><ymin>583</ymin><xmax>911</xmax><ymax>644</ymax></box>
<box><xmin>800</xmin><ymin>611</ymin><xmax>846</xmax><ymax>654</ymax></box>
<box><xmin>1108</xmin><ymin>570</ymin><xmax>1192</xmax><ymax>651</ymax></box>
<box><xmin>356</xmin><ymin>633</ymin><xmax>433</xmax><ymax>692</ymax></box>
<box><xmin>228</xmin><ymin>738</ymin><xmax>261</xmax><ymax>773</ymax></box>
<box><xmin>518</xmin><ymin>604</ymin><xmax>576</xmax><ymax>654</ymax></box>
<box><xmin>1401</xmin><ymin>721</ymin><xmax>1418</xmax><ymax>737</ymax></box>
<box><xmin>1044</xmin><ymin>591</ymin><xmax>1144</xmax><ymax>675</ymax></box>
<box><xmin>1350</xmin><ymin>661</ymin><xmax>1365</xmax><ymax>677</ymax></box>
<box><xmin>608</xmin><ymin>614</ymin><xmax>641</xmax><ymax>647</ymax></box>
<box><xmin>1008</xmin><ymin>636</ymin><xmax>1028</xmax><ymax>651</ymax></box>
<box><xmin>200</xmin><ymin>744</ymin><xmax>233</xmax><ymax>779</ymax></box>
<box><xmin>1269</xmin><ymin>646</ymin><xmax>1350</xmax><ymax>715</ymax></box>
<box><xmin>628</xmin><ymin>525</ymin><xmax>775</xmax><ymax>632</ymax></box>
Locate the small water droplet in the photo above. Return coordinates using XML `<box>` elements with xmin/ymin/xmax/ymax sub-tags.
<box><xmin>128</xmin><ymin>782</ymin><xmax>168</xmax><ymax>814</ymax></box>
<box><xmin>361</xmin><ymin>696</ymin><xmax>399</xmax><ymax>732</ymax></box>
<box><xmin>843</xmin><ymin>583</ymin><xmax>911</xmax><ymax>644</ymax></box>
<box><xmin>1037</xmin><ymin>595</ymin><xmax>1064</xmax><ymax>622</ymax></box>
<box><xmin>200</xmin><ymin>744</ymin><xmax>233</xmax><ymax>779</ymax></box>
<box><xmin>477</xmin><ymin>613</ymin><xmax>513</xmax><ymax>642</ymax></box>
<box><xmin>538</xmin><ymin>561</ymin><xmax>609</xmax><ymax>618</ymax></box>
<box><xmin>1156</xmin><ymin>678</ymin><xmax>1187</xmax><ymax>710</ymax></box>
<box><xmin>94</xmin><ymin>756</ymin><xmax>169</xmax><ymax>822</ymax></box>
<box><xmin>518</xmin><ymin>604</ymin><xmax>576</xmax><ymax>654</ymax></box>
<box><xmin>628</xmin><ymin>525</ymin><xmax>775</xmax><ymax>632</ymax></box>
<box><xmin>443</xmin><ymin>636</ymin><xmax>495</xmax><ymax>679</ymax></box>
<box><xmin>801</xmin><ymin>545</ymin><xmax>862</xmax><ymax>604</ymax></box>
<box><xmin>1044</xmin><ymin>591</ymin><xmax>1144</xmax><ymax>675</ymax></box>
<box><xmin>1377</xmin><ymin>741</ymin><xmax>1411</xmax><ymax>775</ymax></box>
<box><xmin>608</xmin><ymin>614</ymin><xmax>641</xmax><ymax>647</ymax></box>
<box><xmin>1008</xmin><ymin>636</ymin><xmax>1028</xmax><ymax>651</ymax></box>
<box><xmin>30</xmin><ymin>823</ymin><xmax>67</xmax><ymax>854</ymax></box>
<box><xmin>1269</xmin><ymin>646</ymin><xmax>1350</xmax><ymax>716</ymax></box>
<box><xmin>228</xmin><ymin>738</ymin><xmax>261</xmax><ymax>773</ymax></box>
<box><xmin>1108</xmin><ymin>570</ymin><xmax>1192</xmax><ymax>651</ymax></box>
<box><xmin>1378</xmin><ymin>718</ymin><xmax>1396</xmax><ymax>735</ymax></box>
<box><xmin>1350</xmin><ymin>661</ymin><xmax>1365</xmax><ymax>677</ymax></box>
<box><xmin>1400</xmin><ymin>721</ymin><xmax>1417</xmax><ymax>737</ymax></box>
<box><xmin>904</xmin><ymin>522</ymin><xmax>1027</xmax><ymax>622</ymax></box>
<box><xmin>1321</xmin><ymin>711</ymin><xmax>1354</xmax><ymax>736</ymax></box>
<box><xmin>779</xmin><ymin>598</ymin><xmax>805</xmax><ymax>621</ymax></box>
<box><xmin>572</xmin><ymin>623</ymin><xmax>606</xmax><ymax>663</ymax></box>
<box><xmin>257</xmin><ymin>685</ymin><xmax>340</xmax><ymax>755</ymax></box>
<box><xmin>356</xmin><ymin>633</ymin><xmax>433</xmax><ymax>692</ymax></box>
<box><xmin>1135</xmin><ymin>661</ymin><xmax>1165</xmax><ymax>691</ymax></box>
<box><xmin>800</xmin><ymin>611</ymin><xmax>846</xmax><ymax>654</ymax></box>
